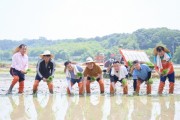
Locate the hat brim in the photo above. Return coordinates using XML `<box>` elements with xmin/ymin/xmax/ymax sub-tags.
<box><xmin>82</xmin><ymin>61</ymin><xmax>95</xmax><ymax>65</ymax></box>
<box><xmin>39</xmin><ymin>54</ymin><xmax>54</xmax><ymax>59</ymax></box>
<box><xmin>153</xmin><ymin>46</ymin><xmax>170</xmax><ymax>55</ymax></box>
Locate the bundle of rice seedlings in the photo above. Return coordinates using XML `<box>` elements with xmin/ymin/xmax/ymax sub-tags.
<box><xmin>162</xmin><ymin>69</ymin><xmax>168</xmax><ymax>75</ymax></box>
<box><xmin>47</xmin><ymin>76</ymin><xmax>53</xmax><ymax>83</ymax></box>
<box><xmin>122</xmin><ymin>79</ymin><xmax>127</xmax><ymax>85</ymax></box>
<box><xmin>90</xmin><ymin>77</ymin><xmax>96</xmax><ymax>82</ymax></box>
<box><xmin>128</xmin><ymin>61</ymin><xmax>133</xmax><ymax>67</ymax></box>
<box><xmin>147</xmin><ymin>79</ymin><xmax>153</xmax><ymax>84</ymax></box>
<box><xmin>76</xmin><ymin>72</ymin><xmax>83</xmax><ymax>78</ymax></box>
<box><xmin>145</xmin><ymin>62</ymin><xmax>155</xmax><ymax>69</ymax></box>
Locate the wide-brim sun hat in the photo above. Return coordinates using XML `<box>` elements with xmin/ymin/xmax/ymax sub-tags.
<box><xmin>40</xmin><ymin>50</ymin><xmax>54</xmax><ymax>58</ymax></box>
<box><xmin>153</xmin><ymin>46</ymin><xmax>170</xmax><ymax>56</ymax></box>
<box><xmin>83</xmin><ymin>57</ymin><xmax>95</xmax><ymax>65</ymax></box>
<box><xmin>86</xmin><ymin>57</ymin><xmax>95</xmax><ymax>63</ymax></box>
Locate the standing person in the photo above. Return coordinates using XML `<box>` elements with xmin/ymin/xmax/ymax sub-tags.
<box><xmin>133</xmin><ymin>60</ymin><xmax>152</xmax><ymax>95</ymax></box>
<box><xmin>33</xmin><ymin>50</ymin><xmax>55</xmax><ymax>94</ymax></box>
<box><xmin>7</xmin><ymin>44</ymin><xmax>28</xmax><ymax>94</ymax></box>
<box><xmin>83</xmin><ymin>57</ymin><xmax>104</xmax><ymax>94</ymax></box>
<box><xmin>109</xmin><ymin>61</ymin><xmax>128</xmax><ymax>94</ymax></box>
<box><xmin>153</xmin><ymin>46</ymin><xmax>175</xmax><ymax>94</ymax></box>
<box><xmin>64</xmin><ymin>61</ymin><xmax>84</xmax><ymax>95</ymax></box>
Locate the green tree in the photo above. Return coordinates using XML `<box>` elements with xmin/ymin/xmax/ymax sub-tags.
<box><xmin>173</xmin><ymin>46</ymin><xmax>180</xmax><ymax>64</ymax></box>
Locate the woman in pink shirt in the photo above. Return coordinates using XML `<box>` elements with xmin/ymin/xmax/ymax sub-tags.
<box><xmin>7</xmin><ymin>44</ymin><xmax>28</xmax><ymax>94</ymax></box>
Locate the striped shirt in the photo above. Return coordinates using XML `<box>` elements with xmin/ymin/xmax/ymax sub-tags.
<box><xmin>36</xmin><ymin>59</ymin><xmax>55</xmax><ymax>79</ymax></box>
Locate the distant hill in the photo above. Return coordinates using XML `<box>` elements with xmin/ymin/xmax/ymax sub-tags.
<box><xmin>0</xmin><ymin>27</ymin><xmax>180</xmax><ymax>63</ymax></box>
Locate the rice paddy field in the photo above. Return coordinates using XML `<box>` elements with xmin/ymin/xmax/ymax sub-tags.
<box><xmin>0</xmin><ymin>64</ymin><xmax>180</xmax><ymax>120</ymax></box>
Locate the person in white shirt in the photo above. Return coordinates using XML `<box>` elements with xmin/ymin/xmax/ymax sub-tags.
<box><xmin>7</xmin><ymin>44</ymin><xmax>28</xmax><ymax>94</ymax></box>
<box><xmin>64</xmin><ymin>61</ymin><xmax>84</xmax><ymax>95</ymax></box>
<box><xmin>109</xmin><ymin>61</ymin><xmax>128</xmax><ymax>94</ymax></box>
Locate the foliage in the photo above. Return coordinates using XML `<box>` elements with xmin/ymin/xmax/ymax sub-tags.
<box><xmin>0</xmin><ymin>28</ymin><xmax>180</xmax><ymax>63</ymax></box>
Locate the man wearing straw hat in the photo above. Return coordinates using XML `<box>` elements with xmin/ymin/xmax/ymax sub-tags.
<box><xmin>153</xmin><ymin>46</ymin><xmax>175</xmax><ymax>94</ymax></box>
<box><xmin>83</xmin><ymin>57</ymin><xmax>104</xmax><ymax>94</ymax></box>
<box><xmin>33</xmin><ymin>50</ymin><xmax>55</xmax><ymax>94</ymax></box>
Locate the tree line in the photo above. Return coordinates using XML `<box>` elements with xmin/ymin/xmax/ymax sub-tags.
<box><xmin>0</xmin><ymin>27</ymin><xmax>180</xmax><ymax>63</ymax></box>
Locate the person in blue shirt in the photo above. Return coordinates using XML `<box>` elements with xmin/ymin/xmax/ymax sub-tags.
<box><xmin>64</xmin><ymin>61</ymin><xmax>84</xmax><ymax>95</ymax></box>
<box><xmin>132</xmin><ymin>60</ymin><xmax>152</xmax><ymax>95</ymax></box>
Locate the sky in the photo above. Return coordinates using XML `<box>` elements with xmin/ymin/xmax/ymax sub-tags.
<box><xmin>0</xmin><ymin>0</ymin><xmax>180</xmax><ymax>40</ymax></box>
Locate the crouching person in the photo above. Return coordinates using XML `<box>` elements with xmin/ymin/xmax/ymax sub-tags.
<box><xmin>83</xmin><ymin>57</ymin><xmax>104</xmax><ymax>94</ymax></box>
<box><xmin>109</xmin><ymin>61</ymin><xmax>128</xmax><ymax>94</ymax></box>
<box><xmin>33</xmin><ymin>50</ymin><xmax>55</xmax><ymax>94</ymax></box>
<box><xmin>153</xmin><ymin>46</ymin><xmax>175</xmax><ymax>94</ymax></box>
<box><xmin>133</xmin><ymin>60</ymin><xmax>152</xmax><ymax>95</ymax></box>
<box><xmin>64</xmin><ymin>61</ymin><xmax>84</xmax><ymax>95</ymax></box>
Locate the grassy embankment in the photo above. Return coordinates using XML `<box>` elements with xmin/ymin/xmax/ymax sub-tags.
<box><xmin>1</xmin><ymin>62</ymin><xmax>180</xmax><ymax>79</ymax></box>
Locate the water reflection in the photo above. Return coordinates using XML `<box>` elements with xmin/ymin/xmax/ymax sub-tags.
<box><xmin>9</xmin><ymin>95</ymin><xmax>29</xmax><ymax>119</ymax></box>
<box><xmin>0</xmin><ymin>94</ymin><xmax>180</xmax><ymax>120</ymax></box>
<box><xmin>156</xmin><ymin>96</ymin><xmax>175</xmax><ymax>120</ymax></box>
<box><xmin>131</xmin><ymin>96</ymin><xmax>152</xmax><ymax>119</ymax></box>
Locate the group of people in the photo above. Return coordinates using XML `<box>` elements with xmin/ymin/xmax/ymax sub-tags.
<box><xmin>6</xmin><ymin>44</ymin><xmax>175</xmax><ymax>95</ymax></box>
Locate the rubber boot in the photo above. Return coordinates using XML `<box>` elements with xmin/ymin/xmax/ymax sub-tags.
<box><xmin>18</xmin><ymin>81</ymin><xmax>24</xmax><ymax>93</ymax></box>
<box><xmin>136</xmin><ymin>80</ymin><xmax>141</xmax><ymax>94</ymax></box>
<box><xmin>158</xmin><ymin>81</ymin><xmax>165</xmax><ymax>94</ymax></box>
<box><xmin>98</xmin><ymin>79</ymin><xmax>104</xmax><ymax>94</ymax></box>
<box><xmin>33</xmin><ymin>80</ymin><xmax>39</xmax><ymax>94</ymax></box>
<box><xmin>7</xmin><ymin>76</ymin><xmax>19</xmax><ymax>94</ymax></box>
<box><xmin>86</xmin><ymin>80</ymin><xmax>91</xmax><ymax>93</ymax></box>
<box><xmin>78</xmin><ymin>82</ymin><xmax>84</xmax><ymax>95</ymax></box>
<box><xmin>48</xmin><ymin>83</ymin><xmax>53</xmax><ymax>94</ymax></box>
<box><xmin>133</xmin><ymin>80</ymin><xmax>137</xmax><ymax>91</ymax></box>
<box><xmin>169</xmin><ymin>82</ymin><xmax>174</xmax><ymax>94</ymax></box>
<box><xmin>123</xmin><ymin>84</ymin><xmax>128</xmax><ymax>94</ymax></box>
<box><xmin>147</xmin><ymin>84</ymin><xmax>151</xmax><ymax>94</ymax></box>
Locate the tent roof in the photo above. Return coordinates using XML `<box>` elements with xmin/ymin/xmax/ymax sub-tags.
<box><xmin>119</xmin><ymin>49</ymin><xmax>150</xmax><ymax>62</ymax></box>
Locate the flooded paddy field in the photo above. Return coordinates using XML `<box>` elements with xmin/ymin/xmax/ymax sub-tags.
<box><xmin>0</xmin><ymin>73</ymin><xmax>180</xmax><ymax>120</ymax></box>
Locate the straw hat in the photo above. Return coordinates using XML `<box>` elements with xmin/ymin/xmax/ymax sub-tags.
<box><xmin>40</xmin><ymin>50</ymin><xmax>54</xmax><ymax>58</ymax></box>
<box><xmin>153</xmin><ymin>46</ymin><xmax>170</xmax><ymax>56</ymax></box>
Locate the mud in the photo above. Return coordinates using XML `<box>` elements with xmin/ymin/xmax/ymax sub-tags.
<box><xmin>0</xmin><ymin>74</ymin><xmax>180</xmax><ymax>120</ymax></box>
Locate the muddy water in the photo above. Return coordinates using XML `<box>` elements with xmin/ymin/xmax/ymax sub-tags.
<box><xmin>0</xmin><ymin>94</ymin><xmax>180</xmax><ymax>120</ymax></box>
<box><xmin>0</xmin><ymin>74</ymin><xmax>180</xmax><ymax>120</ymax></box>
